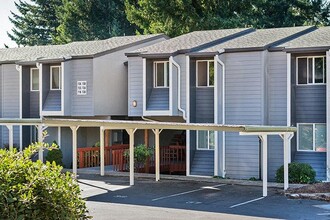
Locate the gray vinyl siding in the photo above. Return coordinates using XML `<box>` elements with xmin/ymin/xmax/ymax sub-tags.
<box><xmin>30</xmin><ymin>92</ymin><xmax>39</xmax><ymax>118</ymax></box>
<box><xmin>2</xmin><ymin>64</ymin><xmax>20</xmax><ymax>147</ymax></box>
<box><xmin>71</xmin><ymin>59</ymin><xmax>94</xmax><ymax>116</ymax></box>
<box><xmin>267</xmin><ymin>52</ymin><xmax>288</xmax><ymax>180</ymax></box>
<box><xmin>147</xmin><ymin>88</ymin><xmax>169</xmax><ymax>110</ymax></box>
<box><xmin>295</xmin><ymin>85</ymin><xmax>326</xmax><ymax>123</ymax></box>
<box><xmin>42</xmin><ymin>64</ymin><xmax>50</xmax><ymax>107</ymax></box>
<box><xmin>63</xmin><ymin>61</ymin><xmax>72</xmax><ymax>115</ymax></box>
<box><xmin>128</xmin><ymin>56</ymin><xmax>143</xmax><ymax>116</ymax></box>
<box><xmin>43</xmin><ymin>90</ymin><xmax>61</xmax><ymax>111</ymax></box>
<box><xmin>21</xmin><ymin>67</ymin><xmax>30</xmax><ymax>118</ymax></box>
<box><xmin>61</xmin><ymin>127</ymin><xmax>72</xmax><ymax>168</ymax></box>
<box><xmin>225</xmin><ymin>52</ymin><xmax>263</xmax><ymax>179</ymax></box>
<box><xmin>195</xmin><ymin>88</ymin><xmax>214</xmax><ymax>123</ymax></box>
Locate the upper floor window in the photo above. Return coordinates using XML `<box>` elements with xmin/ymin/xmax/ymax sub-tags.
<box><xmin>154</xmin><ymin>61</ymin><xmax>169</xmax><ymax>88</ymax></box>
<box><xmin>51</xmin><ymin>66</ymin><xmax>61</xmax><ymax>90</ymax></box>
<box><xmin>297</xmin><ymin>56</ymin><xmax>326</xmax><ymax>85</ymax></box>
<box><xmin>196</xmin><ymin>60</ymin><xmax>214</xmax><ymax>87</ymax></box>
<box><xmin>30</xmin><ymin>68</ymin><xmax>39</xmax><ymax>91</ymax></box>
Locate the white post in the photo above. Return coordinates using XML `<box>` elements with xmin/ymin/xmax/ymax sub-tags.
<box><xmin>71</xmin><ymin>126</ymin><xmax>79</xmax><ymax>176</ymax></box>
<box><xmin>126</xmin><ymin>128</ymin><xmax>137</xmax><ymax>186</ymax></box>
<box><xmin>152</xmin><ymin>129</ymin><xmax>162</xmax><ymax>181</ymax></box>
<box><xmin>6</xmin><ymin>125</ymin><xmax>13</xmax><ymax>151</ymax></box>
<box><xmin>260</xmin><ymin>134</ymin><xmax>268</xmax><ymax>197</ymax></box>
<box><xmin>100</xmin><ymin>126</ymin><xmax>105</xmax><ymax>176</ymax></box>
<box><xmin>281</xmin><ymin>133</ymin><xmax>294</xmax><ymax>190</ymax></box>
<box><xmin>287</xmin><ymin>53</ymin><xmax>292</xmax><ymax>163</ymax></box>
<box><xmin>37</xmin><ymin>124</ymin><xmax>43</xmax><ymax>162</ymax></box>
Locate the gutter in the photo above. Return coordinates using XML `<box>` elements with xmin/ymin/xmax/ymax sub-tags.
<box><xmin>170</xmin><ymin>56</ymin><xmax>186</xmax><ymax>120</ymax></box>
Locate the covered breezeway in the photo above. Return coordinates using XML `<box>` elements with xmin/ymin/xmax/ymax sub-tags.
<box><xmin>0</xmin><ymin>118</ymin><xmax>296</xmax><ymax>197</ymax></box>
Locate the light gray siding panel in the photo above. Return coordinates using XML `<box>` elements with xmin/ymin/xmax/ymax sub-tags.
<box><xmin>128</xmin><ymin>57</ymin><xmax>143</xmax><ymax>116</ymax></box>
<box><xmin>224</xmin><ymin>52</ymin><xmax>262</xmax><ymax>179</ymax></box>
<box><xmin>71</xmin><ymin>59</ymin><xmax>94</xmax><ymax>116</ymax></box>
<box><xmin>267</xmin><ymin>52</ymin><xmax>288</xmax><ymax>180</ymax></box>
<box><xmin>174</xmin><ymin>55</ymin><xmax>186</xmax><ymax>113</ymax></box>
<box><xmin>2</xmin><ymin>64</ymin><xmax>20</xmax><ymax>118</ymax></box>
<box><xmin>295</xmin><ymin>85</ymin><xmax>326</xmax><ymax>123</ymax></box>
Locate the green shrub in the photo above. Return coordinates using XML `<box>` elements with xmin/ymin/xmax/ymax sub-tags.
<box><xmin>276</xmin><ymin>162</ymin><xmax>316</xmax><ymax>184</ymax></box>
<box><xmin>46</xmin><ymin>142</ymin><xmax>63</xmax><ymax>166</ymax></box>
<box><xmin>124</xmin><ymin>144</ymin><xmax>153</xmax><ymax>170</ymax></box>
<box><xmin>0</xmin><ymin>142</ymin><xmax>90</xmax><ymax>219</ymax></box>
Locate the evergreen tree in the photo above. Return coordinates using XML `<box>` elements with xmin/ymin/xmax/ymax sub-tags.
<box><xmin>8</xmin><ymin>0</ymin><xmax>62</xmax><ymax>46</ymax></box>
<box><xmin>55</xmin><ymin>0</ymin><xmax>138</xmax><ymax>43</ymax></box>
<box><xmin>125</xmin><ymin>0</ymin><xmax>330</xmax><ymax>37</ymax></box>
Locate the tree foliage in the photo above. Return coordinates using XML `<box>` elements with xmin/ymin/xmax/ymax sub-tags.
<box><xmin>125</xmin><ymin>0</ymin><xmax>330</xmax><ymax>37</ymax></box>
<box><xmin>8</xmin><ymin>0</ymin><xmax>62</xmax><ymax>46</ymax></box>
<box><xmin>55</xmin><ymin>0</ymin><xmax>138</xmax><ymax>43</ymax></box>
<box><xmin>0</xmin><ymin>142</ymin><xmax>90</xmax><ymax>219</ymax></box>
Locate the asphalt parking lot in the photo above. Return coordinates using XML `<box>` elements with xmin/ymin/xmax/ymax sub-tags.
<box><xmin>78</xmin><ymin>174</ymin><xmax>330</xmax><ymax>220</ymax></box>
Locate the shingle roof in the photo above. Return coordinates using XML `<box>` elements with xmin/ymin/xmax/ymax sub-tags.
<box><xmin>132</xmin><ymin>28</ymin><xmax>252</xmax><ymax>56</ymax></box>
<box><xmin>0</xmin><ymin>34</ymin><xmax>165</xmax><ymax>63</ymax></box>
<box><xmin>198</xmin><ymin>26</ymin><xmax>314</xmax><ymax>53</ymax></box>
<box><xmin>274</xmin><ymin>26</ymin><xmax>330</xmax><ymax>50</ymax></box>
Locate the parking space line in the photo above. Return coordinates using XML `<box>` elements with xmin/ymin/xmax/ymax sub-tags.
<box><xmin>229</xmin><ymin>197</ymin><xmax>265</xmax><ymax>208</ymax></box>
<box><xmin>152</xmin><ymin>184</ymin><xmax>226</xmax><ymax>201</ymax></box>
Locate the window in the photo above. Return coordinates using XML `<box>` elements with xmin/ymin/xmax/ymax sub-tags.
<box><xmin>298</xmin><ymin>123</ymin><xmax>326</xmax><ymax>152</ymax></box>
<box><xmin>154</xmin><ymin>61</ymin><xmax>169</xmax><ymax>88</ymax></box>
<box><xmin>197</xmin><ymin>130</ymin><xmax>215</xmax><ymax>150</ymax></box>
<box><xmin>196</xmin><ymin>60</ymin><xmax>214</xmax><ymax>87</ymax></box>
<box><xmin>51</xmin><ymin>66</ymin><xmax>61</xmax><ymax>90</ymax></box>
<box><xmin>297</xmin><ymin>56</ymin><xmax>326</xmax><ymax>85</ymax></box>
<box><xmin>77</xmin><ymin>81</ymin><xmax>87</xmax><ymax>95</ymax></box>
<box><xmin>30</xmin><ymin>68</ymin><xmax>39</xmax><ymax>91</ymax></box>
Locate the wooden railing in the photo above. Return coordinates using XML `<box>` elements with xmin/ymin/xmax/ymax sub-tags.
<box><xmin>77</xmin><ymin>144</ymin><xmax>186</xmax><ymax>174</ymax></box>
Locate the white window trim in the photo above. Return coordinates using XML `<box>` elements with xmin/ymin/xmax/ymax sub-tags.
<box><xmin>50</xmin><ymin>66</ymin><xmax>61</xmax><ymax>90</ymax></box>
<box><xmin>30</xmin><ymin>68</ymin><xmax>39</xmax><ymax>91</ymax></box>
<box><xmin>297</xmin><ymin>123</ymin><xmax>326</xmax><ymax>152</ymax></box>
<box><xmin>77</xmin><ymin>81</ymin><xmax>87</xmax><ymax>95</ymax></box>
<box><xmin>196</xmin><ymin>60</ymin><xmax>215</xmax><ymax>87</ymax></box>
<box><xmin>154</xmin><ymin>61</ymin><xmax>169</xmax><ymax>88</ymax></box>
<box><xmin>296</xmin><ymin>56</ymin><xmax>326</xmax><ymax>86</ymax></box>
<box><xmin>196</xmin><ymin>130</ymin><xmax>214</xmax><ymax>150</ymax></box>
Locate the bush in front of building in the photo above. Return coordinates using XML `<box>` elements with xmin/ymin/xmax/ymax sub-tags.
<box><xmin>276</xmin><ymin>162</ymin><xmax>316</xmax><ymax>184</ymax></box>
<box><xmin>45</xmin><ymin>141</ymin><xmax>64</xmax><ymax>166</ymax></box>
<box><xmin>0</xmin><ymin>142</ymin><xmax>90</xmax><ymax>219</ymax></box>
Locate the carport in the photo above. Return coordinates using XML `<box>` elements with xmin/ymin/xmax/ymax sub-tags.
<box><xmin>1</xmin><ymin>118</ymin><xmax>296</xmax><ymax>197</ymax></box>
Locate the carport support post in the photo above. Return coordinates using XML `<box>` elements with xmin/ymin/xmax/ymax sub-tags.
<box><xmin>126</xmin><ymin>128</ymin><xmax>137</xmax><ymax>186</ymax></box>
<box><xmin>281</xmin><ymin>133</ymin><xmax>293</xmax><ymax>190</ymax></box>
<box><xmin>6</xmin><ymin>125</ymin><xmax>13</xmax><ymax>151</ymax></box>
<box><xmin>71</xmin><ymin>126</ymin><xmax>79</xmax><ymax>176</ymax></box>
<box><xmin>259</xmin><ymin>134</ymin><xmax>268</xmax><ymax>197</ymax></box>
<box><xmin>37</xmin><ymin>124</ymin><xmax>44</xmax><ymax>162</ymax></box>
<box><xmin>152</xmin><ymin>129</ymin><xmax>162</xmax><ymax>182</ymax></box>
<box><xmin>100</xmin><ymin>126</ymin><xmax>105</xmax><ymax>176</ymax></box>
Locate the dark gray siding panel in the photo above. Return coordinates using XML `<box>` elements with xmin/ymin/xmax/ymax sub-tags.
<box><xmin>294</xmin><ymin>152</ymin><xmax>326</xmax><ymax>180</ymax></box>
<box><xmin>71</xmin><ymin>59</ymin><xmax>94</xmax><ymax>116</ymax></box>
<box><xmin>42</xmin><ymin>64</ymin><xmax>50</xmax><ymax>106</ymax></box>
<box><xmin>225</xmin><ymin>52</ymin><xmax>263</xmax><ymax>179</ymax></box>
<box><xmin>295</xmin><ymin>85</ymin><xmax>326</xmax><ymax>123</ymax></box>
<box><xmin>22</xmin><ymin>67</ymin><xmax>30</xmax><ymax>118</ymax></box>
<box><xmin>30</xmin><ymin>92</ymin><xmax>40</xmax><ymax>117</ymax></box>
<box><xmin>190</xmin><ymin>151</ymin><xmax>214</xmax><ymax>176</ymax></box>
<box><xmin>267</xmin><ymin>52</ymin><xmax>288</xmax><ymax>180</ymax></box>
<box><xmin>128</xmin><ymin>57</ymin><xmax>143</xmax><ymax>116</ymax></box>
<box><xmin>43</xmin><ymin>90</ymin><xmax>61</xmax><ymax>111</ymax></box>
<box><xmin>195</xmin><ymin>88</ymin><xmax>214</xmax><ymax>123</ymax></box>
<box><xmin>147</xmin><ymin>88</ymin><xmax>169</xmax><ymax>110</ymax></box>
<box><xmin>61</xmin><ymin>127</ymin><xmax>72</xmax><ymax>168</ymax></box>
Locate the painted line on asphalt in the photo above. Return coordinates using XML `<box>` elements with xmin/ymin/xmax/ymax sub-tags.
<box><xmin>229</xmin><ymin>197</ymin><xmax>265</xmax><ymax>208</ymax></box>
<box><xmin>152</xmin><ymin>184</ymin><xmax>226</xmax><ymax>201</ymax></box>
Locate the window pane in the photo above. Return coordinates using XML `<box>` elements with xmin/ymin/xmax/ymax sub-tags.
<box><xmin>197</xmin><ymin>130</ymin><xmax>208</xmax><ymax>149</ymax></box>
<box><xmin>209</xmin><ymin>61</ymin><xmax>214</xmax><ymax>86</ymax></box>
<box><xmin>315</xmin><ymin>57</ymin><xmax>324</xmax><ymax>83</ymax></box>
<box><xmin>209</xmin><ymin>131</ymin><xmax>215</xmax><ymax>150</ymax></box>
<box><xmin>197</xmin><ymin>61</ymin><xmax>207</xmax><ymax>86</ymax></box>
<box><xmin>298</xmin><ymin>124</ymin><xmax>313</xmax><ymax>150</ymax></box>
<box><xmin>31</xmin><ymin>69</ymin><xmax>39</xmax><ymax>91</ymax></box>
<box><xmin>51</xmin><ymin>67</ymin><xmax>60</xmax><ymax>89</ymax></box>
<box><xmin>315</xmin><ymin>124</ymin><xmax>327</xmax><ymax>152</ymax></box>
<box><xmin>298</xmin><ymin>58</ymin><xmax>307</xmax><ymax>84</ymax></box>
<box><xmin>156</xmin><ymin>63</ymin><xmax>165</xmax><ymax>87</ymax></box>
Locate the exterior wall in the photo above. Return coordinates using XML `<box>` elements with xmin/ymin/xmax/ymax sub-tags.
<box><xmin>42</xmin><ymin>64</ymin><xmax>50</xmax><ymax>107</ymax></box>
<box><xmin>94</xmin><ymin>37</ymin><xmax>166</xmax><ymax>116</ymax></box>
<box><xmin>267</xmin><ymin>51</ymin><xmax>288</xmax><ymax>180</ymax></box>
<box><xmin>63</xmin><ymin>61</ymin><xmax>72</xmax><ymax>115</ymax></box>
<box><xmin>128</xmin><ymin>56</ymin><xmax>143</xmax><ymax>116</ymax></box>
<box><xmin>71</xmin><ymin>59</ymin><xmax>94</xmax><ymax>116</ymax></box>
<box><xmin>224</xmin><ymin>51</ymin><xmax>263</xmax><ymax>179</ymax></box>
<box><xmin>2</xmin><ymin>64</ymin><xmax>20</xmax><ymax>147</ymax></box>
<box><xmin>61</xmin><ymin>127</ymin><xmax>72</xmax><ymax>168</ymax></box>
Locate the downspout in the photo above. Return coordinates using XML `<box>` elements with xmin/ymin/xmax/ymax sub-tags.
<box><xmin>170</xmin><ymin>56</ymin><xmax>186</xmax><ymax>120</ymax></box>
<box><xmin>215</xmin><ymin>49</ymin><xmax>226</xmax><ymax>177</ymax></box>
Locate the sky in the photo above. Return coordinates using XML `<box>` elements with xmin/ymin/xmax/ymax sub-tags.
<box><xmin>0</xmin><ymin>0</ymin><xmax>31</xmax><ymax>48</ymax></box>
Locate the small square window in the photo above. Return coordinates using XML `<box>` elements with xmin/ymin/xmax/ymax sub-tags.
<box><xmin>154</xmin><ymin>61</ymin><xmax>169</xmax><ymax>88</ymax></box>
<box><xmin>77</xmin><ymin>81</ymin><xmax>87</xmax><ymax>95</ymax></box>
<box><xmin>196</xmin><ymin>60</ymin><xmax>214</xmax><ymax>87</ymax></box>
